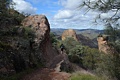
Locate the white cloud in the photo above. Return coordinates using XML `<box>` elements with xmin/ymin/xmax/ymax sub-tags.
<box><xmin>50</xmin><ymin>17</ymin><xmax>102</xmax><ymax>29</ymax></box>
<box><xmin>12</xmin><ymin>0</ymin><xmax>37</xmax><ymax>14</ymax></box>
<box><xmin>59</xmin><ymin>0</ymin><xmax>81</xmax><ymax>9</ymax></box>
<box><xmin>100</xmin><ymin>10</ymin><xmax>118</xmax><ymax>19</ymax></box>
<box><xmin>52</xmin><ymin>0</ymin><xmax>105</xmax><ymax>29</ymax></box>
<box><xmin>54</xmin><ymin>10</ymin><xmax>74</xmax><ymax>19</ymax></box>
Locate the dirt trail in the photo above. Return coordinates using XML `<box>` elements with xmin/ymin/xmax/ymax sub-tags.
<box><xmin>22</xmin><ymin>53</ymin><xmax>71</xmax><ymax>80</ymax></box>
<box><xmin>22</xmin><ymin>68</ymin><xmax>71</xmax><ymax>80</ymax></box>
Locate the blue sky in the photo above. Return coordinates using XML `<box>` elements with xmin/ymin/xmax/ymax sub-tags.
<box><xmin>12</xmin><ymin>0</ymin><xmax>106</xmax><ymax>29</ymax></box>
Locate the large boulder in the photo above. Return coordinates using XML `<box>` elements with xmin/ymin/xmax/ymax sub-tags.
<box><xmin>61</xmin><ymin>29</ymin><xmax>78</xmax><ymax>41</ymax></box>
<box><xmin>22</xmin><ymin>15</ymin><xmax>57</xmax><ymax>64</ymax></box>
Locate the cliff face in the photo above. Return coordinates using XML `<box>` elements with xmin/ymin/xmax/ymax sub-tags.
<box><xmin>61</xmin><ymin>29</ymin><xmax>78</xmax><ymax>41</ymax></box>
<box><xmin>22</xmin><ymin>15</ymin><xmax>57</xmax><ymax>63</ymax></box>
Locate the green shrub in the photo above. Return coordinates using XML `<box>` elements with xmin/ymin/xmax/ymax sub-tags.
<box><xmin>95</xmin><ymin>53</ymin><xmax>120</xmax><ymax>80</ymax></box>
<box><xmin>62</xmin><ymin>37</ymin><xmax>80</xmax><ymax>54</ymax></box>
<box><xmin>10</xmin><ymin>26</ymin><xmax>35</xmax><ymax>39</ymax></box>
<box><xmin>0</xmin><ymin>68</ymin><xmax>34</xmax><ymax>80</ymax></box>
<box><xmin>70</xmin><ymin>72</ymin><xmax>107</xmax><ymax>80</ymax></box>
<box><xmin>69</xmin><ymin>45</ymin><xmax>85</xmax><ymax>64</ymax></box>
<box><xmin>0</xmin><ymin>41</ymin><xmax>11</xmax><ymax>51</ymax></box>
<box><xmin>50</xmin><ymin>32</ymin><xmax>58</xmax><ymax>46</ymax></box>
<box><xmin>82</xmin><ymin>47</ymin><xmax>100</xmax><ymax>70</ymax></box>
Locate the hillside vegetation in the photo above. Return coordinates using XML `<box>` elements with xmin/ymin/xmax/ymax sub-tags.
<box><xmin>52</xmin><ymin>31</ymin><xmax>120</xmax><ymax>80</ymax></box>
<box><xmin>0</xmin><ymin>1</ymin><xmax>120</xmax><ymax>80</ymax></box>
<box><xmin>0</xmin><ymin>1</ymin><xmax>44</xmax><ymax>80</ymax></box>
<box><xmin>70</xmin><ymin>72</ymin><xmax>107</xmax><ymax>80</ymax></box>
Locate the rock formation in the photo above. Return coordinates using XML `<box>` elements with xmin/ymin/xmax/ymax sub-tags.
<box><xmin>22</xmin><ymin>15</ymin><xmax>57</xmax><ymax>64</ymax></box>
<box><xmin>61</xmin><ymin>29</ymin><xmax>78</xmax><ymax>41</ymax></box>
<box><xmin>97</xmin><ymin>35</ymin><xmax>115</xmax><ymax>54</ymax></box>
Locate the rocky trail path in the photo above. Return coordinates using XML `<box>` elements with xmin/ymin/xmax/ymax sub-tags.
<box><xmin>22</xmin><ymin>68</ymin><xmax>71</xmax><ymax>80</ymax></box>
<box><xmin>21</xmin><ymin>53</ymin><xmax>71</xmax><ymax>80</ymax></box>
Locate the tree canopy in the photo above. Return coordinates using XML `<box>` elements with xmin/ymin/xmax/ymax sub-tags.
<box><xmin>80</xmin><ymin>0</ymin><xmax>120</xmax><ymax>26</ymax></box>
<box><xmin>0</xmin><ymin>0</ymin><xmax>25</xmax><ymax>28</ymax></box>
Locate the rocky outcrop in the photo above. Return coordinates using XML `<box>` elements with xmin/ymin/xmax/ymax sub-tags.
<box><xmin>22</xmin><ymin>15</ymin><xmax>57</xmax><ymax>64</ymax></box>
<box><xmin>61</xmin><ymin>29</ymin><xmax>78</xmax><ymax>41</ymax></box>
<box><xmin>0</xmin><ymin>15</ymin><xmax>58</xmax><ymax>76</ymax></box>
<box><xmin>97</xmin><ymin>35</ymin><xmax>115</xmax><ymax>54</ymax></box>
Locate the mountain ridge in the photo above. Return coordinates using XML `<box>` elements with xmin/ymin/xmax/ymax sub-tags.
<box><xmin>51</xmin><ymin>28</ymin><xmax>104</xmax><ymax>39</ymax></box>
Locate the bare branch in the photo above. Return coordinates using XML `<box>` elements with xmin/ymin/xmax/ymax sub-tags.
<box><xmin>84</xmin><ymin>1</ymin><xmax>95</xmax><ymax>9</ymax></box>
<box><xmin>99</xmin><ymin>0</ymin><xmax>106</xmax><ymax>5</ymax></box>
<box><xmin>110</xmin><ymin>9</ymin><xmax>119</xmax><ymax>19</ymax></box>
<box><xmin>84</xmin><ymin>8</ymin><xmax>91</xmax><ymax>15</ymax></box>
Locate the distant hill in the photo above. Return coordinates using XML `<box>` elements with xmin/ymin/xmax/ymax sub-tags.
<box><xmin>51</xmin><ymin>28</ymin><xmax>66</xmax><ymax>35</ymax></box>
<box><xmin>75</xmin><ymin>29</ymin><xmax>104</xmax><ymax>39</ymax></box>
<box><xmin>51</xmin><ymin>28</ymin><xmax>104</xmax><ymax>39</ymax></box>
<box><xmin>77</xmin><ymin>34</ymin><xmax>98</xmax><ymax>48</ymax></box>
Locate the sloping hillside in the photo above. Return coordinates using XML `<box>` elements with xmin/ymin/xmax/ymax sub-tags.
<box><xmin>77</xmin><ymin>34</ymin><xmax>97</xmax><ymax>48</ymax></box>
<box><xmin>75</xmin><ymin>29</ymin><xmax>103</xmax><ymax>39</ymax></box>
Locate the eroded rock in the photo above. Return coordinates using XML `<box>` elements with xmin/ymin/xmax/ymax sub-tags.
<box><xmin>97</xmin><ymin>35</ymin><xmax>116</xmax><ymax>54</ymax></box>
<box><xmin>22</xmin><ymin>15</ymin><xmax>57</xmax><ymax>64</ymax></box>
<box><xmin>61</xmin><ymin>29</ymin><xmax>78</xmax><ymax>41</ymax></box>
